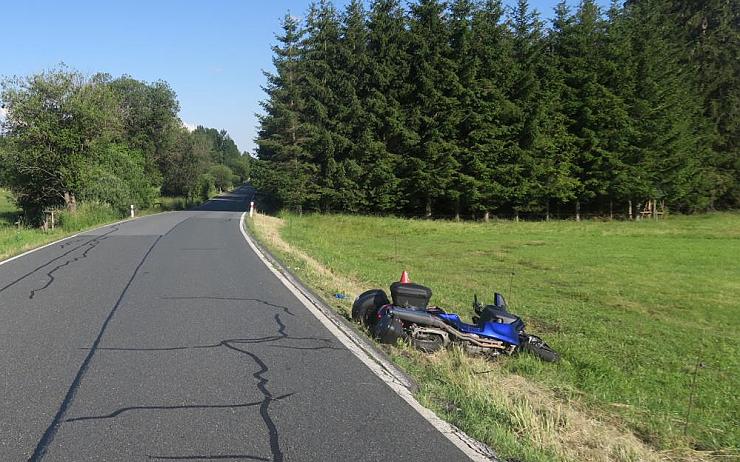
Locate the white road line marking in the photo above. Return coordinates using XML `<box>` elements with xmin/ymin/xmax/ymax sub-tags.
<box><xmin>239</xmin><ymin>212</ymin><xmax>497</xmax><ymax>462</ymax></box>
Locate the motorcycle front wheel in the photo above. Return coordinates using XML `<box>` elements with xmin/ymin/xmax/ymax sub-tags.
<box><xmin>521</xmin><ymin>335</ymin><xmax>560</xmax><ymax>362</ymax></box>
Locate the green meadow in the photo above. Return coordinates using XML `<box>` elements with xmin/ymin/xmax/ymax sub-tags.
<box><xmin>254</xmin><ymin>212</ymin><xmax>739</xmax><ymax>461</ymax></box>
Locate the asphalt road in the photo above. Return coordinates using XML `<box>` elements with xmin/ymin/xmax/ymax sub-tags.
<box><xmin>0</xmin><ymin>186</ymin><xmax>471</xmax><ymax>461</ymax></box>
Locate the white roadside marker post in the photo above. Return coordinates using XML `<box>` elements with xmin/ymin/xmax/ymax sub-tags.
<box><xmin>249</xmin><ymin>201</ymin><xmax>255</xmax><ymax>218</ymax></box>
<box><xmin>130</xmin><ymin>204</ymin><xmax>135</xmax><ymax>218</ymax></box>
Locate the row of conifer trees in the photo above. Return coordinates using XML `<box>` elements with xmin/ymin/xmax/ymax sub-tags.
<box><xmin>254</xmin><ymin>0</ymin><xmax>738</xmax><ymax>218</ymax></box>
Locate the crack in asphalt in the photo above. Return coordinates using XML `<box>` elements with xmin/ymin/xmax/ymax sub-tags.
<box><xmin>147</xmin><ymin>455</ymin><xmax>269</xmax><ymax>461</ymax></box>
<box><xmin>93</xmin><ymin>337</ymin><xmax>344</xmax><ymax>353</ymax></box>
<box><xmin>0</xmin><ymin>226</ymin><xmax>119</xmax><ymax>295</ymax></box>
<box><xmin>88</xmin><ymin>314</ymin><xmax>326</xmax><ymax>462</ymax></box>
<box><xmin>65</xmin><ymin>393</ymin><xmax>294</xmax><ymax>423</ymax></box>
<box><xmin>159</xmin><ymin>296</ymin><xmax>295</xmax><ymax>317</ymax></box>
<box><xmin>59</xmin><ymin>237</ymin><xmax>86</xmax><ymax>249</ymax></box>
<box><xmin>28</xmin><ymin>233</ymin><xmax>111</xmax><ymax>299</ymax></box>
<box><xmin>92</xmin><ymin>335</ymin><xmax>342</xmax><ymax>352</ymax></box>
<box><xmin>91</xmin><ymin>311</ymin><xmax>340</xmax><ymax>353</ymax></box>
<box><xmin>222</xmin><ymin>341</ymin><xmax>283</xmax><ymax>462</ymax></box>
<box><xmin>28</xmin><ymin>234</ymin><xmax>162</xmax><ymax>462</ymax></box>
<box><xmin>212</xmin><ymin>314</ymin><xmax>302</xmax><ymax>462</ymax></box>
<box><xmin>264</xmin><ymin>343</ymin><xmax>344</xmax><ymax>351</ymax></box>
<box><xmin>27</xmin><ymin>216</ymin><xmax>199</xmax><ymax>461</ymax></box>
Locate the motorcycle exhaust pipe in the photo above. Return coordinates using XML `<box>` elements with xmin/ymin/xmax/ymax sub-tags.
<box><xmin>390</xmin><ymin>306</ymin><xmax>507</xmax><ymax>350</ymax></box>
<box><xmin>388</xmin><ymin>306</ymin><xmax>449</xmax><ymax>329</ymax></box>
<box><xmin>388</xmin><ymin>307</ymin><xmax>504</xmax><ymax>349</ymax></box>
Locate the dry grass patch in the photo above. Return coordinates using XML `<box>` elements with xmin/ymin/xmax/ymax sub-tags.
<box><xmin>250</xmin><ymin>213</ymin><xmax>365</xmax><ymax>317</ymax></box>
<box><xmin>404</xmin><ymin>348</ymin><xmax>719</xmax><ymax>462</ymax></box>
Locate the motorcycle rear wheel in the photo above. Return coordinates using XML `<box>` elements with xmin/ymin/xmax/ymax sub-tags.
<box><xmin>522</xmin><ymin>335</ymin><xmax>560</xmax><ymax>362</ymax></box>
<box><xmin>352</xmin><ymin>289</ymin><xmax>389</xmax><ymax>328</ymax></box>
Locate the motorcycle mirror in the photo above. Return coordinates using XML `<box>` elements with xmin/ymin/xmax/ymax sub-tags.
<box><xmin>494</xmin><ymin>292</ymin><xmax>508</xmax><ymax>309</ymax></box>
<box><xmin>473</xmin><ymin>293</ymin><xmax>482</xmax><ymax>313</ymax></box>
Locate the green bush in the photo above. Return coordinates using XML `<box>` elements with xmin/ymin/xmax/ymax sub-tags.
<box><xmin>197</xmin><ymin>173</ymin><xmax>216</xmax><ymax>202</ymax></box>
<box><xmin>155</xmin><ymin>196</ymin><xmax>189</xmax><ymax>211</ymax></box>
<box><xmin>56</xmin><ymin>202</ymin><xmax>120</xmax><ymax>231</ymax></box>
<box><xmin>80</xmin><ymin>143</ymin><xmax>157</xmax><ymax>213</ymax></box>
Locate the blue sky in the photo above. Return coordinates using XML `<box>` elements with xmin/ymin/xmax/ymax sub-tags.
<box><xmin>1</xmin><ymin>1</ymin><xmax>609</xmax><ymax>154</ymax></box>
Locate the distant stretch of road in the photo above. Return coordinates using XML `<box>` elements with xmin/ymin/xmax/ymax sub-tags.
<box><xmin>0</xmin><ymin>185</ymin><xmax>471</xmax><ymax>461</ymax></box>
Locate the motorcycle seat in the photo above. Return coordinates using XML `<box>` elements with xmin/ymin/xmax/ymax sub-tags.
<box><xmin>478</xmin><ymin>306</ymin><xmax>520</xmax><ymax>325</ymax></box>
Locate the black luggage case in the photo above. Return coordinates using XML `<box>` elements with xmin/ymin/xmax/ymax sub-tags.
<box><xmin>390</xmin><ymin>282</ymin><xmax>432</xmax><ymax>308</ymax></box>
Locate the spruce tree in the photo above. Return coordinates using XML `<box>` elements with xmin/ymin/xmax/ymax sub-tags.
<box><xmin>466</xmin><ymin>0</ymin><xmax>518</xmax><ymax>219</ymax></box>
<box><xmin>508</xmin><ymin>0</ymin><xmax>546</xmax><ymax>218</ymax></box>
<box><xmin>301</xmin><ymin>1</ymin><xmax>343</xmax><ymax>211</ymax></box>
<box><xmin>516</xmin><ymin>0</ymin><xmax>579</xmax><ymax>219</ymax></box>
<box><xmin>256</xmin><ymin>13</ymin><xmax>317</xmax><ymax>212</ymax></box>
<box><xmin>626</xmin><ymin>0</ymin><xmax>718</xmax><ymax>211</ymax></box>
<box><xmin>405</xmin><ymin>0</ymin><xmax>460</xmax><ymax>216</ymax></box>
<box><xmin>696</xmin><ymin>0</ymin><xmax>739</xmax><ymax>207</ymax></box>
<box><xmin>670</xmin><ymin>0</ymin><xmax>739</xmax><ymax>206</ymax></box>
<box><xmin>552</xmin><ymin>0</ymin><xmax>634</xmax><ymax>216</ymax></box>
<box><xmin>364</xmin><ymin>0</ymin><xmax>411</xmax><ymax>213</ymax></box>
<box><xmin>448</xmin><ymin>0</ymin><xmax>479</xmax><ymax>219</ymax></box>
<box><xmin>334</xmin><ymin>0</ymin><xmax>371</xmax><ymax>212</ymax></box>
<box><xmin>598</xmin><ymin>0</ymin><xmax>641</xmax><ymax>215</ymax></box>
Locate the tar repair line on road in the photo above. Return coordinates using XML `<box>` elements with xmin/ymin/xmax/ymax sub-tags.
<box><xmin>239</xmin><ymin>212</ymin><xmax>499</xmax><ymax>462</ymax></box>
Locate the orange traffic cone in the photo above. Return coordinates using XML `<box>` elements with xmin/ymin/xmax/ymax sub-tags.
<box><xmin>399</xmin><ymin>270</ymin><xmax>410</xmax><ymax>284</ymax></box>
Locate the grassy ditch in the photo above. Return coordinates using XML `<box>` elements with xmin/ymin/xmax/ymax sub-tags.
<box><xmin>247</xmin><ymin>212</ymin><xmax>739</xmax><ymax>462</ymax></box>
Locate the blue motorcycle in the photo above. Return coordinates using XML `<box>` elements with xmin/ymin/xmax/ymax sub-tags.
<box><xmin>352</xmin><ymin>277</ymin><xmax>559</xmax><ymax>362</ymax></box>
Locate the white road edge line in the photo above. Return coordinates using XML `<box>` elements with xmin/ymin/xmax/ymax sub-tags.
<box><xmin>239</xmin><ymin>212</ymin><xmax>497</xmax><ymax>462</ymax></box>
<box><xmin>0</xmin><ymin>213</ymin><xmax>173</xmax><ymax>267</ymax></box>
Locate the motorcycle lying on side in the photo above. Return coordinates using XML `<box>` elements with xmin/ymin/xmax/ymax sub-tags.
<box><xmin>352</xmin><ymin>275</ymin><xmax>559</xmax><ymax>362</ymax></box>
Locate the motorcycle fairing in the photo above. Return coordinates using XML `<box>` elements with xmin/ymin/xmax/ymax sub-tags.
<box><xmin>437</xmin><ymin>313</ymin><xmax>521</xmax><ymax>345</ymax></box>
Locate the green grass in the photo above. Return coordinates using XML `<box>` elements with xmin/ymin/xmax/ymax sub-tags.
<box><xmin>152</xmin><ymin>195</ymin><xmax>205</xmax><ymax>211</ymax></box>
<box><xmin>0</xmin><ymin>191</ymin><xmax>123</xmax><ymax>261</ymax></box>
<box><xmin>0</xmin><ymin>188</ymin><xmax>219</xmax><ymax>262</ymax></box>
<box><xmin>0</xmin><ymin>189</ymin><xmax>21</xmax><ymax>226</ymax></box>
<box><xmin>267</xmin><ymin>213</ymin><xmax>739</xmax><ymax>458</ymax></box>
<box><xmin>0</xmin><ymin>188</ymin><xmax>214</xmax><ymax>261</ymax></box>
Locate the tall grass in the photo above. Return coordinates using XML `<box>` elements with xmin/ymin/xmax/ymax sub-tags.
<box><xmin>153</xmin><ymin>196</ymin><xmax>196</xmax><ymax>211</ymax></box>
<box><xmin>0</xmin><ymin>189</ymin><xmax>20</xmax><ymax>227</ymax></box>
<box><xmin>250</xmin><ymin>212</ymin><xmax>739</xmax><ymax>461</ymax></box>
<box><xmin>55</xmin><ymin>202</ymin><xmax>120</xmax><ymax>230</ymax></box>
<box><xmin>0</xmin><ymin>189</ymin><xmax>207</xmax><ymax>261</ymax></box>
<box><xmin>0</xmin><ymin>192</ymin><xmax>123</xmax><ymax>261</ymax></box>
